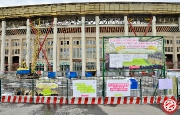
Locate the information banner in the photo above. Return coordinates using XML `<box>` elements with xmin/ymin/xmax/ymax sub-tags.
<box><xmin>106</xmin><ymin>80</ymin><xmax>130</xmax><ymax>97</ymax></box>
<box><xmin>104</xmin><ymin>36</ymin><xmax>164</xmax><ymax>69</ymax></box>
<box><xmin>36</xmin><ymin>79</ymin><xmax>58</xmax><ymax>96</ymax></box>
<box><xmin>73</xmin><ymin>80</ymin><xmax>97</xmax><ymax>97</ymax></box>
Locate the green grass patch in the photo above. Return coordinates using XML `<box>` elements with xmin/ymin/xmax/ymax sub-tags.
<box><xmin>123</xmin><ymin>58</ymin><xmax>151</xmax><ymax>66</ymax></box>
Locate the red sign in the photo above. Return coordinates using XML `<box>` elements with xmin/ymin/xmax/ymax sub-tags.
<box><xmin>162</xmin><ymin>98</ymin><xmax>178</xmax><ymax>114</ymax></box>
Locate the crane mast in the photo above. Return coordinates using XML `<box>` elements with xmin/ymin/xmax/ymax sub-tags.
<box><xmin>31</xmin><ymin>18</ymin><xmax>41</xmax><ymax>74</ymax></box>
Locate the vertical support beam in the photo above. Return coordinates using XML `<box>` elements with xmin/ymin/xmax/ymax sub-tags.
<box><xmin>44</xmin><ymin>63</ymin><xmax>47</xmax><ymax>71</ymax></box>
<box><xmin>173</xmin><ymin>36</ymin><xmax>178</xmax><ymax>69</ymax></box>
<box><xmin>1</xmin><ymin>21</ymin><xmax>6</xmax><ymax>72</ymax></box>
<box><xmin>81</xmin><ymin>16</ymin><xmax>86</xmax><ymax>77</ymax></box>
<box><xmin>57</xmin><ymin>37</ymin><xmax>60</xmax><ymax>71</ymax></box>
<box><xmin>19</xmin><ymin>39</ymin><xmax>23</xmax><ymax>65</ymax></box>
<box><xmin>31</xmin><ymin>39</ymin><xmax>34</xmax><ymax>65</ymax></box>
<box><xmin>124</xmin><ymin>16</ymin><xmax>128</xmax><ymax>36</ymax></box>
<box><xmin>53</xmin><ymin>17</ymin><xmax>57</xmax><ymax>72</ymax></box>
<box><xmin>8</xmin><ymin>39</ymin><xmax>11</xmax><ymax>71</ymax></box>
<box><xmin>26</xmin><ymin>19</ymin><xmax>31</xmax><ymax>68</ymax></box>
<box><xmin>70</xmin><ymin>37</ymin><xmax>73</xmax><ymax>71</ymax></box>
<box><xmin>178</xmin><ymin>17</ymin><xmax>180</xmax><ymax>31</ymax></box>
<box><xmin>152</xmin><ymin>16</ymin><xmax>156</xmax><ymax>36</ymax></box>
<box><xmin>96</xmin><ymin>16</ymin><xmax>100</xmax><ymax>77</ymax></box>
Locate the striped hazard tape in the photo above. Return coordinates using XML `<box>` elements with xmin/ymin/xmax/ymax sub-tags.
<box><xmin>1</xmin><ymin>96</ymin><xmax>179</xmax><ymax>104</ymax></box>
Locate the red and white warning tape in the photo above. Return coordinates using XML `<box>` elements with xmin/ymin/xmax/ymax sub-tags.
<box><xmin>1</xmin><ymin>96</ymin><xmax>179</xmax><ymax>104</ymax></box>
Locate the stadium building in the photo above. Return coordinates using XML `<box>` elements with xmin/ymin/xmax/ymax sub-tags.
<box><xmin>0</xmin><ymin>2</ymin><xmax>180</xmax><ymax>76</ymax></box>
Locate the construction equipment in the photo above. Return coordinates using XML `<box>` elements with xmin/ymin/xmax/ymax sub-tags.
<box><xmin>16</xmin><ymin>59</ymin><xmax>40</xmax><ymax>79</ymax></box>
<box><xmin>16</xmin><ymin>18</ymin><xmax>54</xmax><ymax>79</ymax></box>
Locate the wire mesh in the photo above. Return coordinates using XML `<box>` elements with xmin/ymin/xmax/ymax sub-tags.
<box><xmin>1</xmin><ymin>79</ymin><xmax>33</xmax><ymax>96</ymax></box>
<box><xmin>0</xmin><ymin>74</ymin><xmax>178</xmax><ymax>101</ymax></box>
<box><xmin>103</xmin><ymin>70</ymin><xmax>165</xmax><ymax>97</ymax></box>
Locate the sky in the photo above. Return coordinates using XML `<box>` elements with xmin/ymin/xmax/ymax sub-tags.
<box><xmin>0</xmin><ymin>0</ymin><xmax>179</xmax><ymax>7</ymax></box>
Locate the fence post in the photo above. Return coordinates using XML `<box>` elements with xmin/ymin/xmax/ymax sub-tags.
<box><xmin>140</xmin><ymin>78</ymin><xmax>142</xmax><ymax>105</ymax></box>
<box><xmin>0</xmin><ymin>79</ymin><xmax>1</xmax><ymax>102</ymax></box>
<box><xmin>66</xmin><ymin>79</ymin><xmax>69</xmax><ymax>104</ymax></box>
<box><xmin>102</xmin><ymin>37</ymin><xmax>105</xmax><ymax>104</ymax></box>
<box><xmin>32</xmin><ymin>79</ymin><xmax>34</xmax><ymax>104</ymax></box>
<box><xmin>176</xmin><ymin>77</ymin><xmax>179</xmax><ymax>102</ymax></box>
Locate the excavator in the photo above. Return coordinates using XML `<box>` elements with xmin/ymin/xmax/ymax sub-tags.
<box><xmin>16</xmin><ymin>59</ymin><xmax>40</xmax><ymax>79</ymax></box>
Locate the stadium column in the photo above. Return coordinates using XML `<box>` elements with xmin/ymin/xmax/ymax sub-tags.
<box><xmin>81</xmin><ymin>16</ymin><xmax>86</xmax><ymax>77</ymax></box>
<box><xmin>53</xmin><ymin>17</ymin><xmax>58</xmax><ymax>72</ymax></box>
<box><xmin>179</xmin><ymin>17</ymin><xmax>180</xmax><ymax>31</ymax></box>
<box><xmin>96</xmin><ymin>16</ymin><xmax>100</xmax><ymax>77</ymax></box>
<box><xmin>70</xmin><ymin>37</ymin><xmax>73</xmax><ymax>71</ymax></box>
<box><xmin>124</xmin><ymin>16</ymin><xmax>128</xmax><ymax>36</ymax></box>
<box><xmin>173</xmin><ymin>36</ymin><xmax>178</xmax><ymax>68</ymax></box>
<box><xmin>152</xmin><ymin>16</ymin><xmax>156</xmax><ymax>36</ymax></box>
<box><xmin>57</xmin><ymin>35</ymin><xmax>60</xmax><ymax>71</ymax></box>
<box><xmin>26</xmin><ymin>19</ymin><xmax>31</xmax><ymax>68</ymax></box>
<box><xmin>1</xmin><ymin>21</ymin><xmax>6</xmax><ymax>72</ymax></box>
<box><xmin>19</xmin><ymin>38</ymin><xmax>23</xmax><ymax>66</ymax></box>
<box><xmin>8</xmin><ymin>39</ymin><xmax>12</xmax><ymax>71</ymax></box>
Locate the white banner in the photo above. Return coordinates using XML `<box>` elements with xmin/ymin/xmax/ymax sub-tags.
<box><xmin>106</xmin><ymin>80</ymin><xmax>130</xmax><ymax>97</ymax></box>
<box><xmin>73</xmin><ymin>80</ymin><xmax>96</xmax><ymax>97</ymax></box>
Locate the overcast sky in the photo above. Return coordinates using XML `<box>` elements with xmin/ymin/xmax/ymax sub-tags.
<box><xmin>0</xmin><ymin>0</ymin><xmax>179</xmax><ymax>7</ymax></box>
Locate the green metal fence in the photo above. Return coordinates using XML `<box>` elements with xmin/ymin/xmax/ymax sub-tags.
<box><xmin>0</xmin><ymin>75</ymin><xmax>179</xmax><ymax>102</ymax></box>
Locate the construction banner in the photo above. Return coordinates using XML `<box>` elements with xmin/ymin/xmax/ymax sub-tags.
<box><xmin>106</xmin><ymin>80</ymin><xmax>130</xmax><ymax>97</ymax></box>
<box><xmin>36</xmin><ymin>79</ymin><xmax>58</xmax><ymax>96</ymax></box>
<box><xmin>73</xmin><ymin>80</ymin><xmax>97</xmax><ymax>97</ymax></box>
<box><xmin>103</xmin><ymin>36</ymin><xmax>164</xmax><ymax>70</ymax></box>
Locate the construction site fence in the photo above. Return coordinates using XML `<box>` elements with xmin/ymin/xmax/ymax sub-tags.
<box><xmin>0</xmin><ymin>71</ymin><xmax>179</xmax><ymax>104</ymax></box>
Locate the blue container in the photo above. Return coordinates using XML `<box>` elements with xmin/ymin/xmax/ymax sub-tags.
<box><xmin>68</xmin><ymin>72</ymin><xmax>77</xmax><ymax>79</ymax></box>
<box><xmin>129</xmin><ymin>78</ymin><xmax>138</xmax><ymax>89</ymax></box>
<box><xmin>48</xmin><ymin>72</ymin><xmax>56</xmax><ymax>78</ymax></box>
<box><xmin>86</xmin><ymin>72</ymin><xmax>92</xmax><ymax>77</ymax></box>
<box><xmin>17</xmin><ymin>70</ymin><xmax>30</xmax><ymax>75</ymax></box>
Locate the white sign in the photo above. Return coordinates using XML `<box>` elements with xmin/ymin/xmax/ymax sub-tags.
<box><xmin>73</xmin><ymin>80</ymin><xmax>97</xmax><ymax>97</ymax></box>
<box><xmin>109</xmin><ymin>54</ymin><xmax>123</xmax><ymax>68</ymax></box>
<box><xmin>106</xmin><ymin>80</ymin><xmax>131</xmax><ymax>97</ymax></box>
<box><xmin>121</xmin><ymin>54</ymin><xmax>133</xmax><ymax>61</ymax></box>
<box><xmin>109</xmin><ymin>54</ymin><xmax>148</xmax><ymax>68</ymax></box>
<box><xmin>158</xmin><ymin>79</ymin><xmax>173</xmax><ymax>89</ymax></box>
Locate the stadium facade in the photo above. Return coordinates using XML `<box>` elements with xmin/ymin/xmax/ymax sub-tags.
<box><xmin>0</xmin><ymin>2</ymin><xmax>180</xmax><ymax>76</ymax></box>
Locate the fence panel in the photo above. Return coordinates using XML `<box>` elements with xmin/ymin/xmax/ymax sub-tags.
<box><xmin>0</xmin><ymin>72</ymin><xmax>179</xmax><ymax>104</ymax></box>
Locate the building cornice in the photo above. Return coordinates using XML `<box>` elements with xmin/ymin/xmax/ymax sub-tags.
<box><xmin>0</xmin><ymin>2</ymin><xmax>180</xmax><ymax>19</ymax></box>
